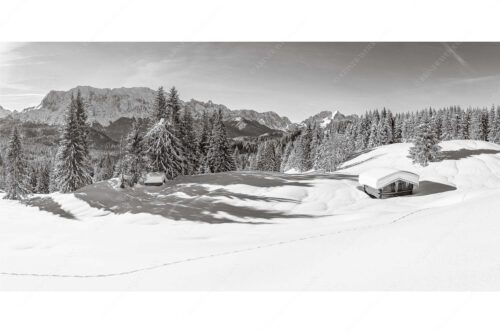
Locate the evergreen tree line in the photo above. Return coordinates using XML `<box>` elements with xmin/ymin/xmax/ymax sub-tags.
<box><xmin>118</xmin><ymin>86</ymin><xmax>235</xmax><ymax>187</ymax></box>
<box><xmin>1</xmin><ymin>86</ymin><xmax>236</xmax><ymax>200</ymax></box>
<box><xmin>244</xmin><ymin>105</ymin><xmax>500</xmax><ymax>173</ymax></box>
<box><xmin>1</xmin><ymin>91</ymin><xmax>93</xmax><ymax>199</ymax></box>
<box><xmin>3</xmin><ymin>97</ymin><xmax>500</xmax><ymax>199</ymax></box>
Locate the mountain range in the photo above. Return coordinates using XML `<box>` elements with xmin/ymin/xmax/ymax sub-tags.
<box><xmin>0</xmin><ymin>86</ymin><xmax>345</xmax><ymax>140</ymax></box>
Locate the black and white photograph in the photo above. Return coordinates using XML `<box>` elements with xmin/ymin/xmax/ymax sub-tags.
<box><xmin>3</xmin><ymin>41</ymin><xmax>500</xmax><ymax>290</ymax></box>
<box><xmin>2</xmin><ymin>1</ymin><xmax>500</xmax><ymax>332</ymax></box>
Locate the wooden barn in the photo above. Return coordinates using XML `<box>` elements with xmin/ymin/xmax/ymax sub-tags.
<box><xmin>144</xmin><ymin>172</ymin><xmax>167</xmax><ymax>186</ymax></box>
<box><xmin>359</xmin><ymin>168</ymin><xmax>419</xmax><ymax>199</ymax></box>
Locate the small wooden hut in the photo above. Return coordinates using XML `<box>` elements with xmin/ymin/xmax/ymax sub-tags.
<box><xmin>144</xmin><ymin>172</ymin><xmax>167</xmax><ymax>186</ymax></box>
<box><xmin>359</xmin><ymin>168</ymin><xmax>419</xmax><ymax>199</ymax></box>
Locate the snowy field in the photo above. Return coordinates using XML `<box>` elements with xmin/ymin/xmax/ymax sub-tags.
<box><xmin>1</xmin><ymin>140</ymin><xmax>500</xmax><ymax>290</ymax></box>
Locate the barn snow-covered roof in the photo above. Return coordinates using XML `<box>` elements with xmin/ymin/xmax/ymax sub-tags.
<box><xmin>145</xmin><ymin>172</ymin><xmax>166</xmax><ymax>183</ymax></box>
<box><xmin>358</xmin><ymin>168</ymin><xmax>419</xmax><ymax>189</ymax></box>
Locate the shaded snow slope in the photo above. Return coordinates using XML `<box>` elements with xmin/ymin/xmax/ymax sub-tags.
<box><xmin>2</xmin><ymin>140</ymin><xmax>500</xmax><ymax>290</ymax></box>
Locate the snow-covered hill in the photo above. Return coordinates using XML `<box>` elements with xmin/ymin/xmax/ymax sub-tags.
<box><xmin>2</xmin><ymin>140</ymin><xmax>500</xmax><ymax>290</ymax></box>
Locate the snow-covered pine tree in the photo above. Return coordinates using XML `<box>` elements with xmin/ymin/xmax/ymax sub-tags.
<box><xmin>74</xmin><ymin>90</ymin><xmax>91</xmax><ymax>159</ymax></box>
<box><xmin>283</xmin><ymin>141</ymin><xmax>300</xmax><ymax>172</ymax></box>
<box><xmin>256</xmin><ymin>140</ymin><xmax>280</xmax><ymax>171</ymax></box>
<box><xmin>314</xmin><ymin>135</ymin><xmax>336</xmax><ymax>172</ymax></box>
<box><xmin>122</xmin><ymin>121</ymin><xmax>147</xmax><ymax>186</ymax></box>
<box><xmin>166</xmin><ymin>86</ymin><xmax>182</xmax><ymax>132</ymax></box>
<box><xmin>379</xmin><ymin>111</ymin><xmax>393</xmax><ymax>145</ymax></box>
<box><xmin>255</xmin><ymin>141</ymin><xmax>267</xmax><ymax>171</ymax></box>
<box><xmin>460</xmin><ymin>109</ymin><xmax>471</xmax><ymax>139</ymax></box>
<box><xmin>54</xmin><ymin>95</ymin><xmax>93</xmax><ymax>193</ymax></box>
<box><xmin>481</xmin><ymin>108</ymin><xmax>489</xmax><ymax>141</ymax></box>
<box><xmin>487</xmin><ymin>106</ymin><xmax>496</xmax><ymax>142</ymax></box>
<box><xmin>28</xmin><ymin>165</ymin><xmax>38</xmax><ymax>192</ymax></box>
<box><xmin>35</xmin><ymin>161</ymin><xmax>51</xmax><ymax>194</ymax></box>
<box><xmin>95</xmin><ymin>153</ymin><xmax>115</xmax><ymax>181</ymax></box>
<box><xmin>393</xmin><ymin>113</ymin><xmax>403</xmax><ymax>143</ymax></box>
<box><xmin>309</xmin><ymin>124</ymin><xmax>322</xmax><ymax>168</ymax></box>
<box><xmin>206</xmin><ymin>109</ymin><xmax>235</xmax><ymax>173</ymax></box>
<box><xmin>354</xmin><ymin>115</ymin><xmax>369</xmax><ymax>150</ymax></box>
<box><xmin>344</xmin><ymin>123</ymin><xmax>357</xmax><ymax>153</ymax></box>
<box><xmin>153</xmin><ymin>86</ymin><xmax>168</xmax><ymax>121</ymax></box>
<box><xmin>197</xmin><ymin>110</ymin><xmax>211</xmax><ymax>173</ymax></box>
<box><xmin>440</xmin><ymin>110</ymin><xmax>453</xmax><ymax>141</ymax></box>
<box><xmin>450</xmin><ymin>107</ymin><xmax>461</xmax><ymax>139</ymax></box>
<box><xmin>247</xmin><ymin>152</ymin><xmax>257</xmax><ymax>171</ymax></box>
<box><xmin>401</xmin><ymin>113</ymin><xmax>412</xmax><ymax>142</ymax></box>
<box><xmin>315</xmin><ymin>133</ymin><xmax>353</xmax><ymax>172</ymax></box>
<box><xmin>274</xmin><ymin>142</ymin><xmax>282</xmax><ymax>171</ymax></box>
<box><xmin>179</xmin><ymin>107</ymin><xmax>199</xmax><ymax>175</ymax></box>
<box><xmin>469</xmin><ymin>108</ymin><xmax>485</xmax><ymax>140</ymax></box>
<box><xmin>409</xmin><ymin>116</ymin><xmax>442</xmax><ymax>167</ymax></box>
<box><xmin>280</xmin><ymin>141</ymin><xmax>293</xmax><ymax>172</ymax></box>
<box><xmin>489</xmin><ymin>106</ymin><xmax>500</xmax><ymax>143</ymax></box>
<box><xmin>367</xmin><ymin>119</ymin><xmax>379</xmax><ymax>147</ymax></box>
<box><xmin>298</xmin><ymin>125</ymin><xmax>313</xmax><ymax>171</ymax></box>
<box><xmin>144</xmin><ymin>118</ymin><xmax>184</xmax><ymax>180</ymax></box>
<box><xmin>4</xmin><ymin>127</ymin><xmax>30</xmax><ymax>200</ymax></box>
<box><xmin>232</xmin><ymin>146</ymin><xmax>242</xmax><ymax>170</ymax></box>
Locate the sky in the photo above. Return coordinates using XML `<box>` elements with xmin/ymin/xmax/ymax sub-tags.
<box><xmin>2</xmin><ymin>42</ymin><xmax>500</xmax><ymax>122</ymax></box>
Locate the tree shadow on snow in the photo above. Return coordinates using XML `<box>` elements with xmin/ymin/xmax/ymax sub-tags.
<box><xmin>175</xmin><ymin>171</ymin><xmax>358</xmax><ymax>187</ymax></box>
<box><xmin>437</xmin><ymin>149</ymin><xmax>500</xmax><ymax>161</ymax></box>
<box><xmin>74</xmin><ymin>172</ymin><xmax>357</xmax><ymax>224</ymax></box>
<box><xmin>22</xmin><ymin>196</ymin><xmax>76</xmax><ymax>219</ymax></box>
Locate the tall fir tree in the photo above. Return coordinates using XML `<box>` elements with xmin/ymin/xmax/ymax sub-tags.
<box><xmin>153</xmin><ymin>86</ymin><xmax>168</xmax><ymax>121</ymax></box>
<box><xmin>393</xmin><ymin>114</ymin><xmax>403</xmax><ymax>143</ymax></box>
<box><xmin>35</xmin><ymin>161</ymin><xmax>51</xmax><ymax>194</ymax></box>
<box><xmin>283</xmin><ymin>141</ymin><xmax>300</xmax><ymax>172</ymax></box>
<box><xmin>440</xmin><ymin>110</ymin><xmax>453</xmax><ymax>141</ymax></box>
<box><xmin>487</xmin><ymin>106</ymin><xmax>497</xmax><ymax>142</ymax></box>
<box><xmin>54</xmin><ymin>94</ymin><xmax>93</xmax><ymax>193</ymax></box>
<box><xmin>206</xmin><ymin>109</ymin><xmax>235</xmax><ymax>173</ymax></box>
<box><xmin>309</xmin><ymin>124</ymin><xmax>322</xmax><ymax>168</ymax></box>
<box><xmin>489</xmin><ymin>107</ymin><xmax>500</xmax><ymax>143</ymax></box>
<box><xmin>280</xmin><ymin>141</ymin><xmax>294</xmax><ymax>172</ymax></box>
<box><xmin>298</xmin><ymin>125</ymin><xmax>313</xmax><ymax>171</ymax></box>
<box><xmin>28</xmin><ymin>165</ymin><xmax>38</xmax><ymax>192</ymax></box>
<box><xmin>232</xmin><ymin>146</ymin><xmax>242</xmax><ymax>170</ymax></box>
<box><xmin>145</xmin><ymin>119</ymin><xmax>184</xmax><ymax>180</ymax></box>
<box><xmin>458</xmin><ymin>110</ymin><xmax>469</xmax><ymax>139</ymax></box>
<box><xmin>368</xmin><ymin>119</ymin><xmax>379</xmax><ymax>147</ymax></box>
<box><xmin>4</xmin><ymin>127</ymin><xmax>30</xmax><ymax>200</ymax></box>
<box><xmin>121</xmin><ymin>121</ymin><xmax>147</xmax><ymax>186</ymax></box>
<box><xmin>166</xmin><ymin>86</ymin><xmax>182</xmax><ymax>131</ymax></box>
<box><xmin>256</xmin><ymin>140</ymin><xmax>280</xmax><ymax>171</ymax></box>
<box><xmin>197</xmin><ymin>110</ymin><xmax>211</xmax><ymax>173</ymax></box>
<box><xmin>314</xmin><ymin>134</ymin><xmax>336</xmax><ymax>172</ymax></box>
<box><xmin>74</xmin><ymin>90</ymin><xmax>90</xmax><ymax>159</ymax></box>
<box><xmin>379</xmin><ymin>112</ymin><xmax>393</xmax><ymax>145</ymax></box>
<box><xmin>179</xmin><ymin>107</ymin><xmax>199</xmax><ymax>175</ymax></box>
<box><xmin>95</xmin><ymin>153</ymin><xmax>115</xmax><ymax>182</ymax></box>
<box><xmin>469</xmin><ymin>109</ymin><xmax>485</xmax><ymax>140</ymax></box>
<box><xmin>409</xmin><ymin>116</ymin><xmax>441</xmax><ymax>167</ymax></box>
